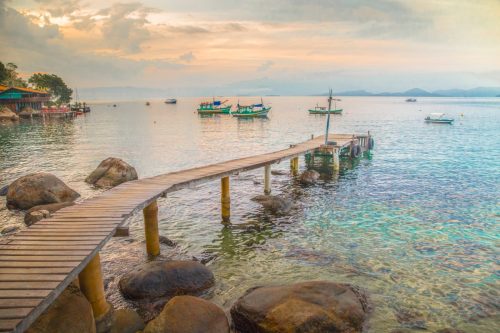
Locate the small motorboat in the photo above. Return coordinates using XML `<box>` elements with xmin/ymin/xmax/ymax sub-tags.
<box><xmin>232</xmin><ymin>98</ymin><xmax>271</xmax><ymax>118</ymax></box>
<box><xmin>165</xmin><ymin>98</ymin><xmax>177</xmax><ymax>104</ymax></box>
<box><xmin>406</xmin><ymin>98</ymin><xmax>417</xmax><ymax>102</ymax></box>
<box><xmin>146</xmin><ymin>102</ymin><xmax>150</xmax><ymax>106</ymax></box>
<box><xmin>425</xmin><ymin>113</ymin><xmax>454</xmax><ymax>124</ymax></box>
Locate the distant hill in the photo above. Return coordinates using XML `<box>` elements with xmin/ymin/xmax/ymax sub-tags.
<box><xmin>332</xmin><ymin>87</ymin><xmax>500</xmax><ymax>97</ymax></box>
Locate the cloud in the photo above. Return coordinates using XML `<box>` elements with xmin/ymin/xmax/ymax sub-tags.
<box><xmin>257</xmin><ymin>60</ymin><xmax>274</xmax><ymax>72</ymax></box>
<box><xmin>33</xmin><ymin>0</ymin><xmax>80</xmax><ymax>17</ymax></box>
<box><xmin>178</xmin><ymin>51</ymin><xmax>195</xmax><ymax>63</ymax></box>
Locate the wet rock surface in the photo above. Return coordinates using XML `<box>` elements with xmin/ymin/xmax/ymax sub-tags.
<box><xmin>109</xmin><ymin>308</ymin><xmax>144</xmax><ymax>333</ymax></box>
<box><xmin>251</xmin><ymin>195</ymin><xmax>293</xmax><ymax>214</ymax></box>
<box><xmin>24</xmin><ymin>209</ymin><xmax>50</xmax><ymax>225</ymax></box>
<box><xmin>119</xmin><ymin>260</ymin><xmax>214</xmax><ymax>300</ymax></box>
<box><xmin>271</xmin><ymin>170</ymin><xmax>288</xmax><ymax>176</ymax></box>
<box><xmin>6</xmin><ymin>173</ymin><xmax>80</xmax><ymax>210</ymax></box>
<box><xmin>231</xmin><ymin>281</ymin><xmax>369</xmax><ymax>333</ymax></box>
<box><xmin>0</xmin><ymin>107</ymin><xmax>19</xmax><ymax>122</ymax></box>
<box><xmin>159</xmin><ymin>235</ymin><xmax>177</xmax><ymax>247</ymax></box>
<box><xmin>143</xmin><ymin>296</ymin><xmax>229</xmax><ymax>333</ymax></box>
<box><xmin>86</xmin><ymin>157</ymin><xmax>138</xmax><ymax>188</ymax></box>
<box><xmin>26</xmin><ymin>283</ymin><xmax>95</xmax><ymax>333</ymax></box>
<box><xmin>299</xmin><ymin>170</ymin><xmax>320</xmax><ymax>185</ymax></box>
<box><xmin>435</xmin><ymin>329</ymin><xmax>466</xmax><ymax>333</ymax></box>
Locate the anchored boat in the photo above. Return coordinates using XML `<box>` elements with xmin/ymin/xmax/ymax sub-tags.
<box><xmin>232</xmin><ymin>99</ymin><xmax>271</xmax><ymax>118</ymax></box>
<box><xmin>425</xmin><ymin>113</ymin><xmax>454</xmax><ymax>124</ymax></box>
<box><xmin>165</xmin><ymin>98</ymin><xmax>177</xmax><ymax>104</ymax></box>
<box><xmin>309</xmin><ymin>94</ymin><xmax>342</xmax><ymax>114</ymax></box>
<box><xmin>406</xmin><ymin>98</ymin><xmax>417</xmax><ymax>102</ymax></box>
<box><xmin>197</xmin><ymin>99</ymin><xmax>232</xmax><ymax>115</ymax></box>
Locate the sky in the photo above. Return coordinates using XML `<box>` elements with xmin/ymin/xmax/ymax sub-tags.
<box><xmin>1</xmin><ymin>0</ymin><xmax>500</xmax><ymax>95</ymax></box>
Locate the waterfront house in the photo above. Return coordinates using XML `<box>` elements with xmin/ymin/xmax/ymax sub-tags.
<box><xmin>0</xmin><ymin>85</ymin><xmax>51</xmax><ymax>112</ymax></box>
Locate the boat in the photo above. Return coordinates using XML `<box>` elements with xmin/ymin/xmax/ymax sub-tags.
<box><xmin>406</xmin><ymin>98</ymin><xmax>417</xmax><ymax>102</ymax></box>
<box><xmin>197</xmin><ymin>99</ymin><xmax>232</xmax><ymax>114</ymax></box>
<box><xmin>146</xmin><ymin>102</ymin><xmax>150</xmax><ymax>106</ymax></box>
<box><xmin>232</xmin><ymin>99</ymin><xmax>271</xmax><ymax>118</ymax></box>
<box><xmin>165</xmin><ymin>98</ymin><xmax>177</xmax><ymax>104</ymax></box>
<box><xmin>308</xmin><ymin>93</ymin><xmax>342</xmax><ymax>114</ymax></box>
<box><xmin>424</xmin><ymin>113</ymin><xmax>454</xmax><ymax>124</ymax></box>
<box><xmin>70</xmin><ymin>89</ymin><xmax>91</xmax><ymax>113</ymax></box>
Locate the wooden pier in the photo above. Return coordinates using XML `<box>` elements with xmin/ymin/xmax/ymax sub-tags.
<box><xmin>0</xmin><ymin>133</ymin><xmax>372</xmax><ymax>333</ymax></box>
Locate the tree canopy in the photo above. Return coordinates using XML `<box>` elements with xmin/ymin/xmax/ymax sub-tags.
<box><xmin>0</xmin><ymin>62</ymin><xmax>27</xmax><ymax>87</ymax></box>
<box><xmin>28</xmin><ymin>73</ymin><xmax>73</xmax><ymax>104</ymax></box>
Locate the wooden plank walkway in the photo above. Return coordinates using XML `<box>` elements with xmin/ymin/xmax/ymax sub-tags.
<box><xmin>0</xmin><ymin>134</ymin><xmax>368</xmax><ymax>333</ymax></box>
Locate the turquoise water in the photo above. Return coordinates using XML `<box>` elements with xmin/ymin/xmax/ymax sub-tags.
<box><xmin>0</xmin><ymin>97</ymin><xmax>499</xmax><ymax>332</ymax></box>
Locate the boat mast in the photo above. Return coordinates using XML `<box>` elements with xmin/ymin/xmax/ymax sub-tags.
<box><xmin>325</xmin><ymin>88</ymin><xmax>333</xmax><ymax>145</ymax></box>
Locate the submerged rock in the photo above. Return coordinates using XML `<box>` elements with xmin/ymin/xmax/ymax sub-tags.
<box><xmin>299</xmin><ymin>170</ymin><xmax>320</xmax><ymax>185</ymax></box>
<box><xmin>231</xmin><ymin>281</ymin><xmax>369</xmax><ymax>333</ymax></box>
<box><xmin>119</xmin><ymin>260</ymin><xmax>214</xmax><ymax>300</ymax></box>
<box><xmin>159</xmin><ymin>235</ymin><xmax>177</xmax><ymax>247</ymax></box>
<box><xmin>86</xmin><ymin>157</ymin><xmax>138</xmax><ymax>188</ymax></box>
<box><xmin>435</xmin><ymin>329</ymin><xmax>466</xmax><ymax>333</ymax></box>
<box><xmin>24</xmin><ymin>209</ymin><xmax>50</xmax><ymax>226</ymax></box>
<box><xmin>6</xmin><ymin>173</ymin><xmax>80</xmax><ymax>210</ymax></box>
<box><xmin>0</xmin><ymin>107</ymin><xmax>19</xmax><ymax>122</ymax></box>
<box><xmin>109</xmin><ymin>308</ymin><xmax>144</xmax><ymax>333</ymax></box>
<box><xmin>26</xmin><ymin>283</ymin><xmax>95</xmax><ymax>333</ymax></box>
<box><xmin>271</xmin><ymin>170</ymin><xmax>288</xmax><ymax>176</ymax></box>
<box><xmin>143</xmin><ymin>296</ymin><xmax>229</xmax><ymax>333</ymax></box>
<box><xmin>251</xmin><ymin>195</ymin><xmax>293</xmax><ymax>214</ymax></box>
<box><xmin>0</xmin><ymin>185</ymin><xmax>8</xmax><ymax>196</ymax></box>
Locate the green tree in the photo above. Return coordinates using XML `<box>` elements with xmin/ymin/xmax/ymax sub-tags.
<box><xmin>28</xmin><ymin>73</ymin><xmax>73</xmax><ymax>104</ymax></box>
<box><xmin>0</xmin><ymin>62</ymin><xmax>8</xmax><ymax>84</ymax></box>
<box><xmin>0</xmin><ymin>62</ymin><xmax>27</xmax><ymax>87</ymax></box>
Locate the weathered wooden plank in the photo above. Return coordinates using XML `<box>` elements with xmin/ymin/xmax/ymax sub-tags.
<box><xmin>0</xmin><ymin>299</ymin><xmax>41</xmax><ymax>309</ymax></box>
<box><xmin>18</xmin><ymin>230</ymin><xmax>110</xmax><ymax>236</ymax></box>
<box><xmin>9</xmin><ymin>241</ymin><xmax>101</xmax><ymax>245</ymax></box>
<box><xmin>12</xmin><ymin>237</ymin><xmax>105</xmax><ymax>241</ymax></box>
<box><xmin>0</xmin><ymin>261</ymin><xmax>79</xmax><ymax>268</ymax></box>
<box><xmin>0</xmin><ymin>245</ymin><xmax>95</xmax><ymax>251</ymax></box>
<box><xmin>0</xmin><ymin>250</ymin><xmax>91</xmax><ymax>256</ymax></box>
<box><xmin>0</xmin><ymin>256</ymin><xmax>86</xmax><ymax>262</ymax></box>
<box><xmin>0</xmin><ymin>308</ymin><xmax>32</xmax><ymax>319</ymax></box>
<box><xmin>0</xmin><ymin>268</ymin><xmax>73</xmax><ymax>274</ymax></box>
<box><xmin>0</xmin><ymin>275</ymin><xmax>66</xmax><ymax>282</ymax></box>
<box><xmin>0</xmin><ymin>318</ymin><xmax>21</xmax><ymax>331</ymax></box>
<box><xmin>0</xmin><ymin>282</ymin><xmax>60</xmax><ymax>290</ymax></box>
<box><xmin>0</xmin><ymin>290</ymin><xmax>51</xmax><ymax>298</ymax></box>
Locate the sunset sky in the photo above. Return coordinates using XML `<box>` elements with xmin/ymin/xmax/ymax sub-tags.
<box><xmin>1</xmin><ymin>0</ymin><xmax>500</xmax><ymax>95</ymax></box>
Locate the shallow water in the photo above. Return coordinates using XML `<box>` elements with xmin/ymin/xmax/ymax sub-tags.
<box><xmin>1</xmin><ymin>97</ymin><xmax>499</xmax><ymax>332</ymax></box>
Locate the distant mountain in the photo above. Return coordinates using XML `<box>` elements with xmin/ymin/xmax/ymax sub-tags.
<box><xmin>332</xmin><ymin>87</ymin><xmax>500</xmax><ymax>97</ymax></box>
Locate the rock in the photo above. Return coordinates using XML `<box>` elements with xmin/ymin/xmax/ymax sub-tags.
<box><xmin>6</xmin><ymin>173</ymin><xmax>80</xmax><ymax>210</ymax></box>
<box><xmin>159</xmin><ymin>235</ymin><xmax>177</xmax><ymax>247</ymax></box>
<box><xmin>390</xmin><ymin>329</ymin><xmax>414</xmax><ymax>333</ymax></box>
<box><xmin>18</xmin><ymin>106</ymin><xmax>40</xmax><ymax>118</ymax></box>
<box><xmin>1</xmin><ymin>225</ymin><xmax>19</xmax><ymax>235</ymax></box>
<box><xmin>299</xmin><ymin>170</ymin><xmax>320</xmax><ymax>185</ymax></box>
<box><xmin>24</xmin><ymin>209</ymin><xmax>50</xmax><ymax>226</ymax></box>
<box><xmin>26</xmin><ymin>283</ymin><xmax>95</xmax><ymax>333</ymax></box>
<box><xmin>271</xmin><ymin>170</ymin><xmax>288</xmax><ymax>176</ymax></box>
<box><xmin>86</xmin><ymin>157</ymin><xmax>138</xmax><ymax>188</ymax></box>
<box><xmin>119</xmin><ymin>260</ymin><xmax>214</xmax><ymax>300</ymax></box>
<box><xmin>435</xmin><ymin>329</ymin><xmax>466</xmax><ymax>333</ymax></box>
<box><xmin>143</xmin><ymin>296</ymin><xmax>229</xmax><ymax>333</ymax></box>
<box><xmin>252</xmin><ymin>195</ymin><xmax>293</xmax><ymax>214</ymax></box>
<box><xmin>0</xmin><ymin>107</ymin><xmax>19</xmax><ymax>122</ymax></box>
<box><xmin>231</xmin><ymin>281</ymin><xmax>369</xmax><ymax>333</ymax></box>
<box><xmin>394</xmin><ymin>308</ymin><xmax>426</xmax><ymax>330</ymax></box>
<box><xmin>27</xmin><ymin>201</ymin><xmax>74</xmax><ymax>214</ymax></box>
<box><xmin>110</xmin><ymin>308</ymin><xmax>144</xmax><ymax>333</ymax></box>
<box><xmin>0</xmin><ymin>185</ymin><xmax>8</xmax><ymax>196</ymax></box>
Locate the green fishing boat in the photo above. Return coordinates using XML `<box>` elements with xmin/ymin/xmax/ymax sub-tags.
<box><xmin>308</xmin><ymin>105</ymin><xmax>343</xmax><ymax>114</ymax></box>
<box><xmin>197</xmin><ymin>99</ymin><xmax>232</xmax><ymax>114</ymax></box>
<box><xmin>232</xmin><ymin>99</ymin><xmax>271</xmax><ymax>118</ymax></box>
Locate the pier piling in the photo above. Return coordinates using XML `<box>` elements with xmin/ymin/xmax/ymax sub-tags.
<box><xmin>221</xmin><ymin>176</ymin><xmax>231</xmax><ymax>222</ymax></box>
<box><xmin>143</xmin><ymin>200</ymin><xmax>160</xmax><ymax>256</ymax></box>
<box><xmin>264</xmin><ymin>165</ymin><xmax>271</xmax><ymax>194</ymax></box>
<box><xmin>291</xmin><ymin>157</ymin><xmax>299</xmax><ymax>175</ymax></box>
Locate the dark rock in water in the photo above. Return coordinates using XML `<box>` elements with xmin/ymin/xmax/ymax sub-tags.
<box><xmin>24</xmin><ymin>210</ymin><xmax>50</xmax><ymax>226</ymax></box>
<box><xmin>6</xmin><ymin>173</ymin><xmax>80</xmax><ymax>210</ymax></box>
<box><xmin>390</xmin><ymin>329</ymin><xmax>414</xmax><ymax>333</ymax></box>
<box><xmin>271</xmin><ymin>170</ymin><xmax>288</xmax><ymax>176</ymax></box>
<box><xmin>119</xmin><ymin>260</ymin><xmax>214</xmax><ymax>300</ymax></box>
<box><xmin>299</xmin><ymin>170</ymin><xmax>320</xmax><ymax>185</ymax></box>
<box><xmin>159</xmin><ymin>235</ymin><xmax>177</xmax><ymax>247</ymax></box>
<box><xmin>1</xmin><ymin>225</ymin><xmax>19</xmax><ymax>235</ymax></box>
<box><xmin>192</xmin><ymin>251</ymin><xmax>218</xmax><ymax>264</ymax></box>
<box><xmin>435</xmin><ymin>329</ymin><xmax>466</xmax><ymax>333</ymax></box>
<box><xmin>394</xmin><ymin>307</ymin><xmax>427</xmax><ymax>330</ymax></box>
<box><xmin>86</xmin><ymin>157</ymin><xmax>138</xmax><ymax>188</ymax></box>
<box><xmin>0</xmin><ymin>185</ymin><xmax>8</xmax><ymax>196</ymax></box>
<box><xmin>0</xmin><ymin>107</ymin><xmax>19</xmax><ymax>122</ymax></box>
<box><xmin>231</xmin><ymin>281</ymin><xmax>369</xmax><ymax>333</ymax></box>
<box><xmin>251</xmin><ymin>195</ymin><xmax>293</xmax><ymax>214</ymax></box>
<box><xmin>110</xmin><ymin>308</ymin><xmax>144</xmax><ymax>333</ymax></box>
<box><xmin>25</xmin><ymin>283</ymin><xmax>95</xmax><ymax>333</ymax></box>
<box><xmin>27</xmin><ymin>201</ymin><xmax>74</xmax><ymax>214</ymax></box>
<box><xmin>143</xmin><ymin>296</ymin><xmax>229</xmax><ymax>333</ymax></box>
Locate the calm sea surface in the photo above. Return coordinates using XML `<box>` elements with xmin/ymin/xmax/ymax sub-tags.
<box><xmin>1</xmin><ymin>97</ymin><xmax>499</xmax><ymax>332</ymax></box>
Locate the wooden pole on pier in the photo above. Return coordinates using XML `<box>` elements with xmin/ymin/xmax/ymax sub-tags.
<box><xmin>78</xmin><ymin>253</ymin><xmax>111</xmax><ymax>324</ymax></box>
<box><xmin>290</xmin><ymin>157</ymin><xmax>299</xmax><ymax>175</ymax></box>
<box><xmin>264</xmin><ymin>165</ymin><xmax>271</xmax><ymax>194</ymax></box>
<box><xmin>333</xmin><ymin>148</ymin><xmax>340</xmax><ymax>171</ymax></box>
<box><xmin>143</xmin><ymin>200</ymin><xmax>160</xmax><ymax>256</ymax></box>
<box><xmin>221</xmin><ymin>176</ymin><xmax>230</xmax><ymax>222</ymax></box>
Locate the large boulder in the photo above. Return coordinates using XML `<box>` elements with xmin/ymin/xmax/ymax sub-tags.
<box><xmin>143</xmin><ymin>296</ymin><xmax>229</xmax><ymax>333</ymax></box>
<box><xmin>231</xmin><ymin>281</ymin><xmax>369</xmax><ymax>333</ymax></box>
<box><xmin>6</xmin><ymin>173</ymin><xmax>80</xmax><ymax>210</ymax></box>
<box><xmin>27</xmin><ymin>201</ymin><xmax>75</xmax><ymax>214</ymax></box>
<box><xmin>252</xmin><ymin>195</ymin><xmax>293</xmax><ymax>214</ymax></box>
<box><xmin>86</xmin><ymin>157</ymin><xmax>138</xmax><ymax>188</ymax></box>
<box><xmin>24</xmin><ymin>209</ymin><xmax>50</xmax><ymax>226</ymax></box>
<box><xmin>0</xmin><ymin>107</ymin><xmax>19</xmax><ymax>122</ymax></box>
<box><xmin>299</xmin><ymin>170</ymin><xmax>320</xmax><ymax>185</ymax></box>
<box><xmin>109</xmin><ymin>308</ymin><xmax>144</xmax><ymax>333</ymax></box>
<box><xmin>26</xmin><ymin>283</ymin><xmax>95</xmax><ymax>333</ymax></box>
<box><xmin>119</xmin><ymin>260</ymin><xmax>214</xmax><ymax>300</ymax></box>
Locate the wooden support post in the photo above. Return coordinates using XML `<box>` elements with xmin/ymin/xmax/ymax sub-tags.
<box><xmin>264</xmin><ymin>165</ymin><xmax>271</xmax><ymax>195</ymax></box>
<box><xmin>333</xmin><ymin>148</ymin><xmax>340</xmax><ymax>172</ymax></box>
<box><xmin>290</xmin><ymin>157</ymin><xmax>299</xmax><ymax>175</ymax></box>
<box><xmin>143</xmin><ymin>200</ymin><xmax>160</xmax><ymax>256</ymax></box>
<box><xmin>79</xmin><ymin>253</ymin><xmax>111</xmax><ymax>323</ymax></box>
<box><xmin>221</xmin><ymin>176</ymin><xmax>230</xmax><ymax>222</ymax></box>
